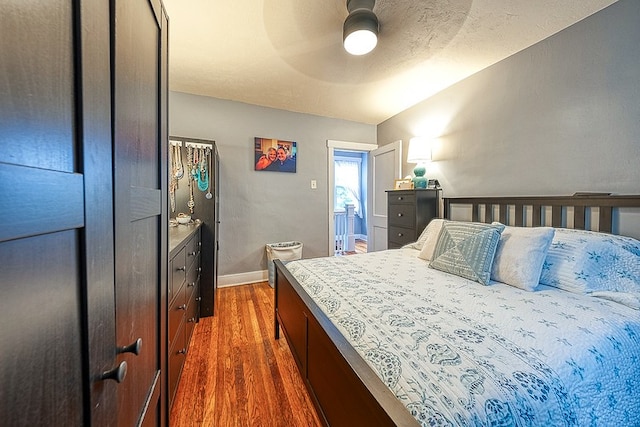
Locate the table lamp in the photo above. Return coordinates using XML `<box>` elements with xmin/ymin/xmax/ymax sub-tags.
<box><xmin>407</xmin><ymin>137</ymin><xmax>431</xmax><ymax>189</ymax></box>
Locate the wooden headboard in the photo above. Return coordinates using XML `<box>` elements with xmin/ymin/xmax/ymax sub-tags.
<box><xmin>444</xmin><ymin>194</ymin><xmax>640</xmax><ymax>234</ymax></box>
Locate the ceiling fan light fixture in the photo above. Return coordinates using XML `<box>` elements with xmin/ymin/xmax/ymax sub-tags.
<box><xmin>343</xmin><ymin>0</ymin><xmax>378</xmax><ymax>56</ymax></box>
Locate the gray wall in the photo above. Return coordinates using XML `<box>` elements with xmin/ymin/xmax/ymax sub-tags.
<box><xmin>172</xmin><ymin>0</ymin><xmax>640</xmax><ymax>279</ymax></box>
<box><xmin>169</xmin><ymin>93</ymin><xmax>376</xmax><ymax>278</ymax></box>
<box><xmin>378</xmin><ymin>0</ymin><xmax>640</xmax><ymax>200</ymax></box>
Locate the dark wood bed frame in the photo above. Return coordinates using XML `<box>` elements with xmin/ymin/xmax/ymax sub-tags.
<box><xmin>274</xmin><ymin>194</ymin><xmax>640</xmax><ymax>427</ymax></box>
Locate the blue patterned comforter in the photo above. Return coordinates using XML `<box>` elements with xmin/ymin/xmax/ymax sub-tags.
<box><xmin>284</xmin><ymin>248</ymin><xmax>640</xmax><ymax>426</ymax></box>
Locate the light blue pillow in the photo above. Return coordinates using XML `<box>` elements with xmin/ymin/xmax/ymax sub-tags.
<box><xmin>539</xmin><ymin>229</ymin><xmax>640</xmax><ymax>306</ymax></box>
<box><xmin>429</xmin><ymin>221</ymin><xmax>504</xmax><ymax>285</ymax></box>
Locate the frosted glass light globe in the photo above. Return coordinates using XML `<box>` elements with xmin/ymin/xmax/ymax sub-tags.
<box><xmin>344</xmin><ymin>29</ymin><xmax>377</xmax><ymax>55</ymax></box>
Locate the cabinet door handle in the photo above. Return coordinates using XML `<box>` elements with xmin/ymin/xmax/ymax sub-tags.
<box><xmin>188</xmin><ymin>317</ymin><xmax>196</xmax><ymax>323</ymax></box>
<box><xmin>397</xmin><ymin>196</ymin><xmax>403</xmax><ymax>200</ymax></box>
<box><xmin>397</xmin><ymin>233</ymin><xmax>403</xmax><ymax>237</ymax></box>
<box><xmin>101</xmin><ymin>361</ymin><xmax>127</xmax><ymax>383</ymax></box>
<box><xmin>118</xmin><ymin>338</ymin><xmax>142</xmax><ymax>356</ymax></box>
<box><xmin>397</xmin><ymin>213</ymin><xmax>403</xmax><ymax>217</ymax></box>
<box><xmin>178</xmin><ymin>304</ymin><xmax>187</xmax><ymax>311</ymax></box>
<box><xmin>189</xmin><ymin>251</ymin><xmax>197</xmax><ymax>257</ymax></box>
<box><xmin>195</xmin><ymin>297</ymin><xmax>202</xmax><ymax>302</ymax></box>
<box><xmin>187</xmin><ymin>281</ymin><xmax>195</xmax><ymax>288</ymax></box>
<box><xmin>176</xmin><ymin>265</ymin><xmax>186</xmax><ymax>272</ymax></box>
<box><xmin>177</xmin><ymin>348</ymin><xmax>187</xmax><ymax>355</ymax></box>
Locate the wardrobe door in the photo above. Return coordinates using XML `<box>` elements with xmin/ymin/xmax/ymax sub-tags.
<box><xmin>113</xmin><ymin>0</ymin><xmax>168</xmax><ymax>425</ymax></box>
<box><xmin>0</xmin><ymin>1</ymin><xmax>114</xmax><ymax>426</ymax></box>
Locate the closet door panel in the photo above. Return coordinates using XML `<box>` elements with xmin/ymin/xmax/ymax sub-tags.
<box><xmin>0</xmin><ymin>232</ymin><xmax>83</xmax><ymax>426</ymax></box>
<box><xmin>113</xmin><ymin>0</ymin><xmax>166</xmax><ymax>425</ymax></box>
<box><xmin>80</xmin><ymin>0</ymin><xmax>118</xmax><ymax>422</ymax></box>
<box><xmin>0</xmin><ymin>1</ymin><xmax>75</xmax><ymax>171</ymax></box>
<box><xmin>0</xmin><ymin>2</ymin><xmax>87</xmax><ymax>426</ymax></box>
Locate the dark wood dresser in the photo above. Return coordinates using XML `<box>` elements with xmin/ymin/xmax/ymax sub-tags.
<box><xmin>168</xmin><ymin>222</ymin><xmax>202</xmax><ymax>407</ymax></box>
<box><xmin>386</xmin><ymin>189</ymin><xmax>439</xmax><ymax>249</ymax></box>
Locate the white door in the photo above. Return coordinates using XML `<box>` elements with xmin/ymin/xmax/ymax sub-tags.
<box><xmin>368</xmin><ymin>141</ymin><xmax>402</xmax><ymax>252</ymax></box>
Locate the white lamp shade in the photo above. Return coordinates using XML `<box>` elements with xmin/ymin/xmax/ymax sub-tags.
<box><xmin>407</xmin><ymin>137</ymin><xmax>432</xmax><ymax>163</ymax></box>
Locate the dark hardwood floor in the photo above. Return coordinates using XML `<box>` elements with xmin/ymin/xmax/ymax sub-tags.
<box><xmin>169</xmin><ymin>282</ymin><xmax>322</xmax><ymax>427</ymax></box>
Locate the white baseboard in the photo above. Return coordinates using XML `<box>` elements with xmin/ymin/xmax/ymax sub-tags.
<box><xmin>218</xmin><ymin>270</ymin><xmax>268</xmax><ymax>288</ymax></box>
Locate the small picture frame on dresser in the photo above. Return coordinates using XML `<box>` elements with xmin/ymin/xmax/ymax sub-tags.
<box><xmin>394</xmin><ymin>179</ymin><xmax>413</xmax><ymax>190</ymax></box>
<box><xmin>427</xmin><ymin>179</ymin><xmax>441</xmax><ymax>189</ymax></box>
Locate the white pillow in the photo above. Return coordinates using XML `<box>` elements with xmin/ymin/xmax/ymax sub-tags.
<box><xmin>540</xmin><ymin>228</ymin><xmax>640</xmax><ymax>307</ymax></box>
<box><xmin>490</xmin><ymin>225</ymin><xmax>555</xmax><ymax>291</ymax></box>
<box><xmin>416</xmin><ymin>219</ymin><xmax>446</xmax><ymax>260</ymax></box>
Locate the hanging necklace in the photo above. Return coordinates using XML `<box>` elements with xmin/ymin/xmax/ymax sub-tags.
<box><xmin>170</xmin><ymin>145</ymin><xmax>177</xmax><ymax>212</ymax></box>
<box><xmin>186</xmin><ymin>146</ymin><xmax>195</xmax><ymax>213</ymax></box>
<box><xmin>205</xmin><ymin>147</ymin><xmax>213</xmax><ymax>199</ymax></box>
<box><xmin>191</xmin><ymin>147</ymin><xmax>199</xmax><ymax>178</ymax></box>
<box><xmin>198</xmin><ymin>147</ymin><xmax>208</xmax><ymax>192</ymax></box>
<box><xmin>174</xmin><ymin>144</ymin><xmax>184</xmax><ymax>179</ymax></box>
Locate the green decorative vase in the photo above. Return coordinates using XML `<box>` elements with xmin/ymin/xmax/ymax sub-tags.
<box><xmin>412</xmin><ymin>164</ymin><xmax>427</xmax><ymax>189</ymax></box>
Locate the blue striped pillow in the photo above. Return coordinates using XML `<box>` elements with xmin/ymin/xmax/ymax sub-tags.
<box><xmin>429</xmin><ymin>222</ymin><xmax>505</xmax><ymax>285</ymax></box>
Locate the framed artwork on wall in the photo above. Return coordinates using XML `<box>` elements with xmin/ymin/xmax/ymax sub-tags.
<box><xmin>254</xmin><ymin>137</ymin><xmax>297</xmax><ymax>173</ymax></box>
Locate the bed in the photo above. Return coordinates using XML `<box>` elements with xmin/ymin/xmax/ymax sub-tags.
<box><xmin>273</xmin><ymin>194</ymin><xmax>640</xmax><ymax>427</ymax></box>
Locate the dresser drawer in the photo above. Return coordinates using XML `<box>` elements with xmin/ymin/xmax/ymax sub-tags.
<box><xmin>170</xmin><ymin>246</ymin><xmax>186</xmax><ymax>303</ymax></box>
<box><xmin>185</xmin><ymin>285</ymin><xmax>199</xmax><ymax>344</ymax></box>
<box><xmin>186</xmin><ymin>257</ymin><xmax>200</xmax><ymax>297</ymax></box>
<box><xmin>388</xmin><ymin>225</ymin><xmax>416</xmax><ymax>247</ymax></box>
<box><xmin>388</xmin><ymin>191</ymin><xmax>415</xmax><ymax>205</ymax></box>
<box><xmin>168</xmin><ymin>325</ymin><xmax>187</xmax><ymax>406</ymax></box>
<box><xmin>185</xmin><ymin>233</ymin><xmax>200</xmax><ymax>270</ymax></box>
<box><xmin>168</xmin><ymin>283</ymin><xmax>186</xmax><ymax>348</ymax></box>
<box><xmin>388</xmin><ymin>203</ymin><xmax>416</xmax><ymax>228</ymax></box>
<box><xmin>185</xmin><ymin>272</ymin><xmax>199</xmax><ymax>306</ymax></box>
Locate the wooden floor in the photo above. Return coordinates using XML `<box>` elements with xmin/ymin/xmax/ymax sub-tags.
<box><xmin>169</xmin><ymin>282</ymin><xmax>322</xmax><ymax>427</ymax></box>
<box><xmin>340</xmin><ymin>238</ymin><xmax>367</xmax><ymax>255</ymax></box>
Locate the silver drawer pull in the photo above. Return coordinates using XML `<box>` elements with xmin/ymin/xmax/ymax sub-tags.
<box><xmin>178</xmin><ymin>304</ymin><xmax>187</xmax><ymax>311</ymax></box>
<box><xmin>397</xmin><ymin>233</ymin><xmax>403</xmax><ymax>237</ymax></box>
<box><xmin>397</xmin><ymin>213</ymin><xmax>403</xmax><ymax>217</ymax></box>
<box><xmin>188</xmin><ymin>282</ymin><xmax>195</xmax><ymax>287</ymax></box>
<box><xmin>397</xmin><ymin>196</ymin><xmax>403</xmax><ymax>200</ymax></box>
<box><xmin>177</xmin><ymin>348</ymin><xmax>186</xmax><ymax>355</ymax></box>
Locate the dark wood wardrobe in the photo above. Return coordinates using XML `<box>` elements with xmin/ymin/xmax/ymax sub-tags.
<box><xmin>1</xmin><ymin>1</ymin><xmax>170</xmax><ymax>425</ymax></box>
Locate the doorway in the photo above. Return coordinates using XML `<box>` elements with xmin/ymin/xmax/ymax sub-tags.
<box><xmin>327</xmin><ymin>140</ymin><xmax>377</xmax><ymax>256</ymax></box>
<box><xmin>334</xmin><ymin>151</ymin><xmax>367</xmax><ymax>254</ymax></box>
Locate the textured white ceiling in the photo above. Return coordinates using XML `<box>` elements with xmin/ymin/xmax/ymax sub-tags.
<box><xmin>164</xmin><ymin>0</ymin><xmax>617</xmax><ymax>124</ymax></box>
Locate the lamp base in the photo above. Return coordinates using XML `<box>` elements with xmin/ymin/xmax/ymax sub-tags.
<box><xmin>412</xmin><ymin>176</ymin><xmax>427</xmax><ymax>189</ymax></box>
<box><xmin>412</xmin><ymin>164</ymin><xmax>427</xmax><ymax>189</ymax></box>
